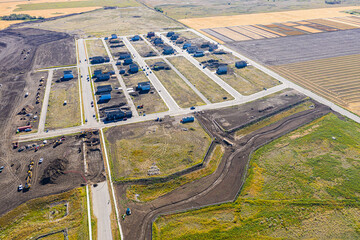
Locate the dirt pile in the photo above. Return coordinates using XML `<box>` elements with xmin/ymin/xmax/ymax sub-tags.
<box><xmin>40</xmin><ymin>158</ymin><xmax>69</xmax><ymax>185</ymax></box>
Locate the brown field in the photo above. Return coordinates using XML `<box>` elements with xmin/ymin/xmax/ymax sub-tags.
<box><xmin>180</xmin><ymin>7</ymin><xmax>358</xmax><ymax>30</ymax></box>
<box><xmin>213</xmin><ymin>28</ymin><xmax>251</xmax><ymax>41</ymax></box>
<box><xmin>329</xmin><ymin>17</ymin><xmax>360</xmax><ymax>27</ymax></box>
<box><xmin>228</xmin><ymin>26</ymin><xmax>264</xmax><ymax>39</ymax></box>
<box><xmin>294</xmin><ymin>25</ymin><xmax>322</xmax><ymax>33</ymax></box>
<box><xmin>270</xmin><ymin>54</ymin><xmax>360</xmax><ymax>115</ymax></box>
<box><xmin>241</xmin><ymin>25</ymin><xmax>279</xmax><ymax>38</ymax></box>
<box><xmin>309</xmin><ymin>18</ymin><xmax>357</xmax><ymax>30</ymax></box>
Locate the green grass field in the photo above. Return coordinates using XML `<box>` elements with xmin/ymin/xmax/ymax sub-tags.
<box><xmin>168</xmin><ymin>56</ymin><xmax>233</xmax><ymax>103</ymax></box>
<box><xmin>0</xmin><ymin>188</ymin><xmax>95</xmax><ymax>240</ymax></box>
<box><xmin>153</xmin><ymin>113</ymin><xmax>360</xmax><ymax>239</ymax></box>
<box><xmin>146</xmin><ymin>59</ymin><xmax>205</xmax><ymax>108</ymax></box>
<box><xmin>127</xmin><ymin>145</ymin><xmax>224</xmax><ymax>202</ymax></box>
<box><xmin>14</xmin><ymin>0</ymin><xmax>139</xmax><ymax>11</ymax></box>
<box><xmin>45</xmin><ymin>76</ymin><xmax>81</xmax><ymax>130</ymax></box>
<box><xmin>105</xmin><ymin>119</ymin><xmax>211</xmax><ymax>181</ymax></box>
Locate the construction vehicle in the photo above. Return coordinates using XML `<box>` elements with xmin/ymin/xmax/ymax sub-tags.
<box><xmin>12</xmin><ymin>141</ymin><xmax>18</xmax><ymax>149</ymax></box>
<box><xmin>24</xmin><ymin>182</ymin><xmax>31</xmax><ymax>190</ymax></box>
<box><xmin>18</xmin><ymin>184</ymin><xmax>23</xmax><ymax>191</ymax></box>
<box><xmin>126</xmin><ymin>208</ymin><xmax>131</xmax><ymax>215</ymax></box>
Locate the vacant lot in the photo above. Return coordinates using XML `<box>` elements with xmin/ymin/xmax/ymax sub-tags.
<box><xmin>154</xmin><ymin>113</ymin><xmax>360</xmax><ymax>239</ymax></box>
<box><xmin>129</xmin><ymin>36</ymin><xmax>157</xmax><ymax>58</ymax></box>
<box><xmin>0</xmin><ymin>187</ymin><xmax>95</xmax><ymax>240</ymax></box>
<box><xmin>86</xmin><ymin>39</ymin><xmax>107</xmax><ymax>58</ymax></box>
<box><xmin>45</xmin><ymin>68</ymin><xmax>81</xmax><ymax>129</ymax></box>
<box><xmin>29</xmin><ymin>6</ymin><xmax>184</xmax><ymax>37</ymax></box>
<box><xmin>228</xmin><ymin>28</ymin><xmax>360</xmax><ymax>65</ymax></box>
<box><xmin>121</xmin><ymin>71</ymin><xmax>168</xmax><ymax>114</ymax></box>
<box><xmin>197</xmin><ymin>53</ymin><xmax>280</xmax><ymax>95</ymax></box>
<box><xmin>127</xmin><ymin>145</ymin><xmax>224</xmax><ymax>202</ymax></box>
<box><xmin>146</xmin><ymin>58</ymin><xmax>205</xmax><ymax>108</ymax></box>
<box><xmin>168</xmin><ymin>56</ymin><xmax>232</xmax><ymax>103</ymax></box>
<box><xmin>105</xmin><ymin>118</ymin><xmax>211</xmax><ymax>181</ymax></box>
<box><xmin>271</xmin><ymin>54</ymin><xmax>360</xmax><ymax>115</ymax></box>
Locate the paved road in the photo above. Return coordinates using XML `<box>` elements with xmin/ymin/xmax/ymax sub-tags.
<box><xmin>38</xmin><ymin>69</ymin><xmax>53</xmax><ymax>133</ymax></box>
<box><xmin>92</xmin><ymin>181</ymin><xmax>113</xmax><ymax>240</ymax></box>
<box><xmin>122</xmin><ymin>36</ymin><xmax>180</xmax><ymax>111</ymax></box>
<box><xmin>77</xmin><ymin>39</ymin><xmax>98</xmax><ymax>126</ymax></box>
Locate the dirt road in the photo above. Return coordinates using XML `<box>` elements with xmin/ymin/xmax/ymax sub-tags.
<box><xmin>115</xmin><ymin>102</ymin><xmax>330</xmax><ymax>239</ymax></box>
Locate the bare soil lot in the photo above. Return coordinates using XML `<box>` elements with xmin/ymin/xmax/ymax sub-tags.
<box><xmin>105</xmin><ymin>38</ymin><xmax>130</xmax><ymax>60</ymax></box>
<box><xmin>104</xmin><ymin>117</ymin><xmax>211</xmax><ymax>181</ymax></box>
<box><xmin>227</xmin><ymin>28</ymin><xmax>360</xmax><ymax>65</ymax></box>
<box><xmin>0</xmin><ymin>131</ymin><xmax>105</xmax><ymax>217</ymax></box>
<box><xmin>86</xmin><ymin>39</ymin><xmax>107</xmax><ymax>58</ymax></box>
<box><xmin>129</xmin><ymin>36</ymin><xmax>157</xmax><ymax>58</ymax></box>
<box><xmin>121</xmin><ymin>70</ymin><xmax>168</xmax><ymax>114</ymax></box>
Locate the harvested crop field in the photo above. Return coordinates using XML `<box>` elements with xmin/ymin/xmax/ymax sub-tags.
<box><xmin>167</xmin><ymin>56</ymin><xmax>233</xmax><ymax>103</ymax></box>
<box><xmin>227</xmin><ymin>28</ymin><xmax>360</xmax><ymax>65</ymax></box>
<box><xmin>104</xmin><ymin>117</ymin><xmax>211</xmax><ymax>181</ymax></box>
<box><xmin>180</xmin><ymin>7</ymin><xmax>358</xmax><ymax>30</ymax></box>
<box><xmin>203</xmin><ymin>16</ymin><xmax>360</xmax><ymax>43</ymax></box>
<box><xmin>146</xmin><ymin>59</ymin><xmax>205</xmax><ymax>108</ymax></box>
<box><xmin>270</xmin><ymin>54</ymin><xmax>360</xmax><ymax>115</ymax></box>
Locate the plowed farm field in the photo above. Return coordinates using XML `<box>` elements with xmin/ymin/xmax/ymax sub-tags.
<box><xmin>270</xmin><ymin>54</ymin><xmax>360</xmax><ymax>115</ymax></box>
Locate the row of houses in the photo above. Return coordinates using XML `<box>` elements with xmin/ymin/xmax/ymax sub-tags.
<box><xmin>216</xmin><ymin>61</ymin><xmax>248</xmax><ymax>75</ymax></box>
<box><xmin>90</xmin><ymin>56</ymin><xmax>110</xmax><ymax>64</ymax></box>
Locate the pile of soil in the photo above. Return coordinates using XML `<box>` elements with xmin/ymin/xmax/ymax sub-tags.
<box><xmin>18</xmin><ymin>105</ymin><xmax>34</xmax><ymax>115</ymax></box>
<box><xmin>40</xmin><ymin>158</ymin><xmax>69</xmax><ymax>185</ymax></box>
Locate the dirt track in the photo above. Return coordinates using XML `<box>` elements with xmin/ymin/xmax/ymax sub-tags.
<box><xmin>116</xmin><ymin>101</ymin><xmax>330</xmax><ymax>239</ymax></box>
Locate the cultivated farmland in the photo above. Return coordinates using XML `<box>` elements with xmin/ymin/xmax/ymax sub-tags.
<box><xmin>168</xmin><ymin>56</ymin><xmax>233</xmax><ymax>103</ymax></box>
<box><xmin>270</xmin><ymin>54</ymin><xmax>360</xmax><ymax>115</ymax></box>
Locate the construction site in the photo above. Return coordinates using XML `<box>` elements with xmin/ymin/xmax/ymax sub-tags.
<box><xmin>0</xmin><ymin>1</ymin><xmax>360</xmax><ymax>239</ymax></box>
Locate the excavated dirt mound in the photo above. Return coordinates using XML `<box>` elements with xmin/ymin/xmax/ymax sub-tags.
<box><xmin>40</xmin><ymin>158</ymin><xmax>69</xmax><ymax>185</ymax></box>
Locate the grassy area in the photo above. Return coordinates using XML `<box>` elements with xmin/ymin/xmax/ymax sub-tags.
<box><xmin>31</xmin><ymin>7</ymin><xmax>183</xmax><ymax>37</ymax></box>
<box><xmin>122</xmin><ymin>71</ymin><xmax>168</xmax><ymax>114</ymax></box>
<box><xmin>45</xmin><ymin>77</ymin><xmax>81</xmax><ymax>130</ymax></box>
<box><xmin>86</xmin><ymin>39</ymin><xmax>107</xmax><ymax>58</ymax></box>
<box><xmin>0</xmin><ymin>188</ymin><xmax>94</xmax><ymax>240</ymax></box>
<box><xmin>153</xmin><ymin>113</ymin><xmax>360</xmax><ymax>239</ymax></box>
<box><xmin>127</xmin><ymin>145</ymin><xmax>224</xmax><ymax>202</ymax></box>
<box><xmin>168</xmin><ymin>56</ymin><xmax>233</xmax><ymax>103</ymax></box>
<box><xmin>146</xmin><ymin>58</ymin><xmax>205</xmax><ymax>108</ymax></box>
<box><xmin>235</xmin><ymin>100</ymin><xmax>314</xmax><ymax>138</ymax></box>
<box><xmin>106</xmin><ymin>119</ymin><xmax>211</xmax><ymax>181</ymax></box>
<box><xmin>197</xmin><ymin>53</ymin><xmax>281</xmax><ymax>95</ymax></box>
<box><xmin>15</xmin><ymin>0</ymin><xmax>139</xmax><ymax>11</ymax></box>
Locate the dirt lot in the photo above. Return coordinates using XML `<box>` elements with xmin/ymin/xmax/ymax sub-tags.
<box><xmin>14</xmin><ymin>71</ymin><xmax>48</xmax><ymax>134</ymax></box>
<box><xmin>104</xmin><ymin>38</ymin><xmax>131</xmax><ymax>60</ymax></box>
<box><xmin>105</xmin><ymin>117</ymin><xmax>211</xmax><ymax>181</ymax></box>
<box><xmin>114</xmin><ymin>89</ymin><xmax>331</xmax><ymax>240</ymax></box>
<box><xmin>128</xmin><ymin>36</ymin><xmax>157</xmax><ymax>58</ymax></box>
<box><xmin>0</xmin><ymin>131</ymin><xmax>105</xmax><ymax>217</ymax></box>
<box><xmin>204</xmin><ymin>89</ymin><xmax>307</xmax><ymax>132</ymax></box>
<box><xmin>121</xmin><ymin>70</ymin><xmax>168</xmax><ymax>114</ymax></box>
<box><xmin>227</xmin><ymin>28</ymin><xmax>360</xmax><ymax>65</ymax></box>
<box><xmin>86</xmin><ymin>39</ymin><xmax>107</xmax><ymax>58</ymax></box>
<box><xmin>46</xmin><ymin>68</ymin><xmax>81</xmax><ymax>130</ymax></box>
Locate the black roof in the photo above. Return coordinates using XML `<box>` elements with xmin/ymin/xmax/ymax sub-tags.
<box><xmin>138</xmin><ymin>81</ymin><xmax>150</xmax><ymax>87</ymax></box>
<box><xmin>97</xmin><ymin>84</ymin><xmax>112</xmax><ymax>90</ymax></box>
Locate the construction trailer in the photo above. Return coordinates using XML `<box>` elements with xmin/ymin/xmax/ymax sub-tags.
<box><xmin>181</xmin><ymin>116</ymin><xmax>195</xmax><ymax>123</ymax></box>
<box><xmin>129</xmin><ymin>64</ymin><xmax>139</xmax><ymax>74</ymax></box>
<box><xmin>137</xmin><ymin>81</ymin><xmax>151</xmax><ymax>93</ymax></box>
<box><xmin>163</xmin><ymin>46</ymin><xmax>174</xmax><ymax>55</ymax></box>
<box><xmin>131</xmin><ymin>35</ymin><xmax>140</xmax><ymax>41</ymax></box>
<box><xmin>105</xmin><ymin>108</ymin><xmax>132</xmax><ymax>121</ymax></box>
<box><xmin>123</xmin><ymin>58</ymin><xmax>133</xmax><ymax>65</ymax></box>
<box><xmin>216</xmin><ymin>65</ymin><xmax>228</xmax><ymax>75</ymax></box>
<box><xmin>235</xmin><ymin>61</ymin><xmax>247</xmax><ymax>69</ymax></box>
<box><xmin>119</xmin><ymin>53</ymin><xmax>131</xmax><ymax>60</ymax></box>
<box><xmin>98</xmin><ymin>94</ymin><xmax>111</xmax><ymax>103</ymax></box>
<box><xmin>17</xmin><ymin>125</ymin><xmax>32</xmax><ymax>132</ymax></box>
<box><xmin>194</xmin><ymin>50</ymin><xmax>204</xmax><ymax>57</ymax></box>
<box><xmin>96</xmin><ymin>85</ymin><xmax>112</xmax><ymax>95</ymax></box>
<box><xmin>166</xmin><ymin>31</ymin><xmax>175</xmax><ymax>37</ymax></box>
